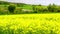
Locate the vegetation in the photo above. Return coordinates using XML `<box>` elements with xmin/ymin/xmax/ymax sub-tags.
<box><xmin>0</xmin><ymin>14</ymin><xmax>60</xmax><ymax>34</ymax></box>
<box><xmin>8</xmin><ymin>4</ymin><xmax>16</xmax><ymax>13</ymax></box>
<box><xmin>0</xmin><ymin>1</ymin><xmax>60</xmax><ymax>14</ymax></box>
<box><xmin>0</xmin><ymin>1</ymin><xmax>60</xmax><ymax>34</ymax></box>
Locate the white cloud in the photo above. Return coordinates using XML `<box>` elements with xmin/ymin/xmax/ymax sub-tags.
<box><xmin>2</xmin><ymin>0</ymin><xmax>60</xmax><ymax>5</ymax></box>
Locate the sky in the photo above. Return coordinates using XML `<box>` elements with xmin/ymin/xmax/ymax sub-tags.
<box><xmin>1</xmin><ymin>0</ymin><xmax>60</xmax><ymax>5</ymax></box>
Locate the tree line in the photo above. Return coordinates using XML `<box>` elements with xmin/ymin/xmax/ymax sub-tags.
<box><xmin>7</xmin><ymin>4</ymin><xmax>60</xmax><ymax>14</ymax></box>
<box><xmin>32</xmin><ymin>4</ymin><xmax>60</xmax><ymax>13</ymax></box>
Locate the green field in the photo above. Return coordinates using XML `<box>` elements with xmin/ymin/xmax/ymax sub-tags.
<box><xmin>0</xmin><ymin>13</ymin><xmax>60</xmax><ymax>34</ymax></box>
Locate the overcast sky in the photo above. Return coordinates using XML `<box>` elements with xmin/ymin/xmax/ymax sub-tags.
<box><xmin>1</xmin><ymin>0</ymin><xmax>60</xmax><ymax>5</ymax></box>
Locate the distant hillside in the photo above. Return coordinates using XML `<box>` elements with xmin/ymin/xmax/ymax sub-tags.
<box><xmin>0</xmin><ymin>1</ymin><xmax>27</xmax><ymax>5</ymax></box>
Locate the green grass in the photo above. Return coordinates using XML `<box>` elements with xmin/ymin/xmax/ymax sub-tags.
<box><xmin>0</xmin><ymin>13</ymin><xmax>60</xmax><ymax>34</ymax></box>
<box><xmin>22</xmin><ymin>5</ymin><xmax>32</xmax><ymax>10</ymax></box>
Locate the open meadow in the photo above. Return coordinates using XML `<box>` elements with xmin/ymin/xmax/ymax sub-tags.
<box><xmin>0</xmin><ymin>13</ymin><xmax>60</xmax><ymax>34</ymax></box>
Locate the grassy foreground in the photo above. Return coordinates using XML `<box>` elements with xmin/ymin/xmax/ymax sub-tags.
<box><xmin>0</xmin><ymin>13</ymin><xmax>60</xmax><ymax>34</ymax></box>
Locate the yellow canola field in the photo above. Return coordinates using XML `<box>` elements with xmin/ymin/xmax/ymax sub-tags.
<box><xmin>0</xmin><ymin>14</ymin><xmax>60</xmax><ymax>34</ymax></box>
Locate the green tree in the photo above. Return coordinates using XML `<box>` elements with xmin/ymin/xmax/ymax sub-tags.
<box><xmin>32</xmin><ymin>5</ymin><xmax>37</xmax><ymax>13</ymax></box>
<box><xmin>8</xmin><ymin>4</ymin><xmax>16</xmax><ymax>13</ymax></box>
<box><xmin>35</xmin><ymin>6</ymin><xmax>48</xmax><ymax>13</ymax></box>
<box><xmin>47</xmin><ymin>4</ymin><xmax>57</xmax><ymax>12</ymax></box>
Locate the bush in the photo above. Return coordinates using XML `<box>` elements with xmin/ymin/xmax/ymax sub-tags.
<box><xmin>47</xmin><ymin>4</ymin><xmax>58</xmax><ymax>12</ymax></box>
<box><xmin>33</xmin><ymin>6</ymin><xmax>48</xmax><ymax>13</ymax></box>
<box><xmin>32</xmin><ymin>5</ymin><xmax>38</xmax><ymax>13</ymax></box>
<box><xmin>8</xmin><ymin>4</ymin><xmax>16</xmax><ymax>13</ymax></box>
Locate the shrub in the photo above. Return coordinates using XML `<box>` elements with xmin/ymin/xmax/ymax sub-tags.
<box><xmin>32</xmin><ymin>5</ymin><xmax>38</xmax><ymax>13</ymax></box>
<box><xmin>34</xmin><ymin>6</ymin><xmax>48</xmax><ymax>13</ymax></box>
<box><xmin>8</xmin><ymin>4</ymin><xmax>16</xmax><ymax>13</ymax></box>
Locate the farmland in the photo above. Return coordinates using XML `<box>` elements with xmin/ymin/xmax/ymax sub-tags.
<box><xmin>0</xmin><ymin>13</ymin><xmax>60</xmax><ymax>34</ymax></box>
<box><xmin>0</xmin><ymin>1</ymin><xmax>60</xmax><ymax>34</ymax></box>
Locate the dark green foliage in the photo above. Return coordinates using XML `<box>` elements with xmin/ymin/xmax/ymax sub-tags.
<box><xmin>47</xmin><ymin>4</ymin><xmax>58</xmax><ymax>12</ymax></box>
<box><xmin>8</xmin><ymin>5</ymin><xmax>16</xmax><ymax>13</ymax></box>
<box><xmin>32</xmin><ymin>5</ymin><xmax>37</xmax><ymax>13</ymax></box>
